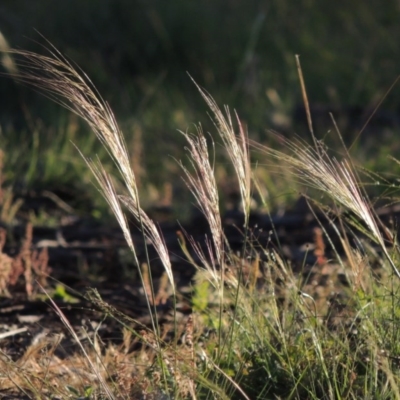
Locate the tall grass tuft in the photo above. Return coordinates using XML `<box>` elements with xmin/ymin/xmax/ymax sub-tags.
<box><xmin>4</xmin><ymin>44</ymin><xmax>400</xmax><ymax>398</ymax></box>
<box><xmin>5</xmin><ymin>46</ymin><xmax>178</xmax><ymax>390</ymax></box>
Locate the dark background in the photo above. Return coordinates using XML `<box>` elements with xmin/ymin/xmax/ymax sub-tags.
<box><xmin>1</xmin><ymin>0</ymin><xmax>400</xmax><ymax>215</ymax></box>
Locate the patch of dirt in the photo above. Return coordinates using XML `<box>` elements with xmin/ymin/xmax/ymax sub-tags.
<box><xmin>1</xmin><ymin>194</ymin><xmax>397</xmax><ymax>368</ymax></box>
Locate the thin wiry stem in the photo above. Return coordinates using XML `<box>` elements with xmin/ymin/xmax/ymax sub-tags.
<box><xmin>41</xmin><ymin>285</ymin><xmax>116</xmax><ymax>399</ymax></box>
<box><xmin>179</xmin><ymin>127</ymin><xmax>228</xmax><ymax>354</ymax></box>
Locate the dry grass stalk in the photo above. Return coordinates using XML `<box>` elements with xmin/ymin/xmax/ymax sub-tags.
<box><xmin>291</xmin><ymin>55</ymin><xmax>398</xmax><ymax>282</ymax></box>
<box><xmin>120</xmin><ymin>193</ymin><xmax>174</xmax><ymax>292</ymax></box>
<box><xmin>254</xmin><ymin>137</ymin><xmax>400</xmax><ymax>279</ymax></box>
<box><xmin>191</xmin><ymin>78</ymin><xmax>252</xmax><ymax>224</ymax></box>
<box><xmin>182</xmin><ymin>225</ymin><xmax>225</xmax><ymax>291</ymax></box>
<box><xmin>130</xmin><ymin>122</ymin><xmax>145</xmax><ymax>189</ymax></box>
<box><xmin>295</xmin><ymin>55</ymin><xmax>315</xmax><ymax>144</ymax></box>
<box><xmin>8</xmin><ymin>47</ymin><xmax>176</xmax><ymax>294</ymax></box>
<box><xmin>179</xmin><ymin>130</ymin><xmax>225</xmax><ymax>267</ymax></box>
<box><xmin>42</xmin><ymin>288</ymin><xmax>116</xmax><ymax>399</ymax></box>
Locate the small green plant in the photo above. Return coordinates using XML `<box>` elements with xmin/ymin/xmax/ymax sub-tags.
<box><xmin>66</xmin><ymin>384</ymin><xmax>94</xmax><ymax>399</ymax></box>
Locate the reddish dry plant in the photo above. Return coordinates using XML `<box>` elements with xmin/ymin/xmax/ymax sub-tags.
<box><xmin>313</xmin><ymin>227</ymin><xmax>327</xmax><ymax>266</ymax></box>
<box><xmin>0</xmin><ymin>223</ymin><xmax>50</xmax><ymax>297</ymax></box>
<box><xmin>0</xmin><ymin>228</ymin><xmax>13</xmax><ymax>295</ymax></box>
<box><xmin>141</xmin><ymin>262</ymin><xmax>171</xmax><ymax>306</ymax></box>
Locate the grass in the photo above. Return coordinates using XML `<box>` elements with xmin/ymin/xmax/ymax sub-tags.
<box><xmin>1</xmin><ymin>44</ymin><xmax>400</xmax><ymax>399</ymax></box>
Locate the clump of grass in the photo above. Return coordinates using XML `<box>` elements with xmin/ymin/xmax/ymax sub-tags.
<box><xmin>3</xmin><ymin>45</ymin><xmax>400</xmax><ymax>399</ymax></box>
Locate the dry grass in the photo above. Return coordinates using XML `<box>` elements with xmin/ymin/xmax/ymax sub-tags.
<box><xmin>2</xmin><ymin>45</ymin><xmax>400</xmax><ymax>399</ymax></box>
